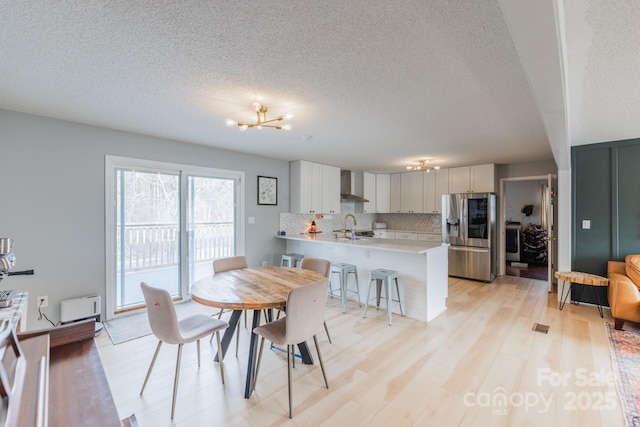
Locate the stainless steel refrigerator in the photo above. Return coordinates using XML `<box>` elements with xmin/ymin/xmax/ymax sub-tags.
<box><xmin>442</xmin><ymin>193</ymin><xmax>496</xmax><ymax>282</ymax></box>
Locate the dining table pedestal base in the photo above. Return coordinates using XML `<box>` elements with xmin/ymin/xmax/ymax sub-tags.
<box><xmin>214</xmin><ymin>308</ymin><xmax>315</xmax><ymax>398</ymax></box>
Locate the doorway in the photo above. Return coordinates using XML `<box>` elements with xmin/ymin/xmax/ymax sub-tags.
<box><xmin>499</xmin><ymin>174</ymin><xmax>557</xmax><ymax>290</ymax></box>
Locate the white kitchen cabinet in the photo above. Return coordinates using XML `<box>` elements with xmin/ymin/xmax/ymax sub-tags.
<box><xmin>423</xmin><ymin>168</ymin><xmax>449</xmax><ymax>213</ymax></box>
<box><xmin>401</xmin><ymin>172</ymin><xmax>423</xmax><ymax>213</ymax></box>
<box><xmin>290</xmin><ymin>160</ymin><xmax>340</xmax><ymax>214</ymax></box>
<box><xmin>375</xmin><ymin>173</ymin><xmax>390</xmax><ymax>213</ymax></box>
<box><xmin>376</xmin><ymin>231</ymin><xmax>440</xmax><ymax>241</ymax></box>
<box><xmin>322</xmin><ymin>164</ymin><xmax>341</xmax><ymax>214</ymax></box>
<box><xmin>448</xmin><ymin>164</ymin><xmax>495</xmax><ymax>193</ymax></box>
<box><xmin>435</xmin><ymin>168</ymin><xmax>450</xmax><ymax>207</ymax></box>
<box><xmin>389</xmin><ymin>173</ymin><xmax>402</xmax><ymax>213</ymax></box>
<box><xmin>447</xmin><ymin>166</ymin><xmax>468</xmax><ymax>194</ymax></box>
<box><xmin>374</xmin><ymin>230</ymin><xmax>394</xmax><ymax>239</ymax></box>
<box><xmin>362</xmin><ymin>172</ymin><xmax>376</xmax><ymax>213</ymax></box>
<box><xmin>470</xmin><ymin>164</ymin><xmax>495</xmax><ymax>192</ymax></box>
<box><xmin>417</xmin><ymin>233</ymin><xmax>441</xmax><ymax>242</ymax></box>
<box><xmin>395</xmin><ymin>231</ymin><xmax>418</xmax><ymax>240</ymax></box>
<box><xmin>290</xmin><ymin>160</ymin><xmax>321</xmax><ymax>213</ymax></box>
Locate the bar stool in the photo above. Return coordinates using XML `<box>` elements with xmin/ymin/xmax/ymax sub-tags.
<box><xmin>329</xmin><ymin>263</ymin><xmax>361</xmax><ymax>313</ymax></box>
<box><xmin>363</xmin><ymin>269</ymin><xmax>403</xmax><ymax>325</ymax></box>
<box><xmin>280</xmin><ymin>253</ymin><xmax>304</xmax><ymax>268</ymax></box>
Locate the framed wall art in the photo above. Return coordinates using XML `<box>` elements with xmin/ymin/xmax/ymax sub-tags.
<box><xmin>257</xmin><ymin>175</ymin><xmax>277</xmax><ymax>205</ymax></box>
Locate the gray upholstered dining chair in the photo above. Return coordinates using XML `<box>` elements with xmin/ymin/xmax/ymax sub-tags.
<box><xmin>252</xmin><ymin>278</ymin><xmax>330</xmax><ymax>418</ymax></box>
<box><xmin>140</xmin><ymin>282</ymin><xmax>229</xmax><ymax>420</ymax></box>
<box><xmin>212</xmin><ymin>256</ymin><xmax>248</xmax><ymax>319</ymax></box>
<box><xmin>300</xmin><ymin>257</ymin><xmax>333</xmax><ymax>343</ymax></box>
<box><xmin>211</xmin><ymin>255</ymin><xmax>248</xmax><ymax>354</ymax></box>
<box><xmin>213</xmin><ymin>255</ymin><xmax>248</xmax><ymax>275</ymax></box>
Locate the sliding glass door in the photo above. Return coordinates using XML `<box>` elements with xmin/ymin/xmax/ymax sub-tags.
<box><xmin>106</xmin><ymin>156</ymin><xmax>244</xmax><ymax>317</ymax></box>
<box><xmin>187</xmin><ymin>175</ymin><xmax>236</xmax><ymax>288</ymax></box>
<box><xmin>115</xmin><ymin>169</ymin><xmax>180</xmax><ymax>308</ymax></box>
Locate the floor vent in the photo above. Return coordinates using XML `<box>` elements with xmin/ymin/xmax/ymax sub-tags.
<box><xmin>532</xmin><ymin>323</ymin><xmax>549</xmax><ymax>334</ymax></box>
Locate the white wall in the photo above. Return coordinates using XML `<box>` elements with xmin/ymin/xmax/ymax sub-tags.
<box><xmin>504</xmin><ymin>180</ymin><xmax>546</xmax><ymax>226</ymax></box>
<box><xmin>0</xmin><ymin>110</ymin><xmax>288</xmax><ymax>330</ymax></box>
<box><xmin>557</xmin><ymin>169</ymin><xmax>572</xmax><ymax>272</ymax></box>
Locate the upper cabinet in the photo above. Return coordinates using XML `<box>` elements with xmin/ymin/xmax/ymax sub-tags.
<box><xmin>448</xmin><ymin>164</ymin><xmax>496</xmax><ymax>193</ymax></box>
<box><xmin>375</xmin><ymin>173</ymin><xmax>390</xmax><ymax>213</ymax></box>
<box><xmin>362</xmin><ymin>172</ymin><xmax>377</xmax><ymax>213</ymax></box>
<box><xmin>322</xmin><ymin>164</ymin><xmax>341</xmax><ymax>214</ymax></box>
<box><xmin>401</xmin><ymin>172</ymin><xmax>423</xmax><ymax>213</ymax></box>
<box><xmin>290</xmin><ymin>160</ymin><xmax>321</xmax><ymax>214</ymax></box>
<box><xmin>423</xmin><ymin>168</ymin><xmax>449</xmax><ymax>213</ymax></box>
<box><xmin>389</xmin><ymin>173</ymin><xmax>402</xmax><ymax>213</ymax></box>
<box><xmin>290</xmin><ymin>160</ymin><xmax>340</xmax><ymax>214</ymax></box>
<box><xmin>290</xmin><ymin>161</ymin><xmax>494</xmax><ymax>215</ymax></box>
<box><xmin>363</xmin><ymin>172</ymin><xmax>390</xmax><ymax>213</ymax></box>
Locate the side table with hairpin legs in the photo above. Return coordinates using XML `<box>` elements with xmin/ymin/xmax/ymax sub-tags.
<box><xmin>555</xmin><ymin>271</ymin><xmax>609</xmax><ymax>318</ymax></box>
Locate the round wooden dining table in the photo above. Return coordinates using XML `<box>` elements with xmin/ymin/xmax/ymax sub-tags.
<box><xmin>191</xmin><ymin>266</ymin><xmax>326</xmax><ymax>398</ymax></box>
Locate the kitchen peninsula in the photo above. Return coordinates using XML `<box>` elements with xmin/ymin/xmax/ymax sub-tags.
<box><xmin>277</xmin><ymin>233</ymin><xmax>448</xmax><ymax>322</ymax></box>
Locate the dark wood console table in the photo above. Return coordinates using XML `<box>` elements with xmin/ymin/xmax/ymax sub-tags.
<box><xmin>12</xmin><ymin>320</ymin><xmax>122</xmax><ymax>426</ymax></box>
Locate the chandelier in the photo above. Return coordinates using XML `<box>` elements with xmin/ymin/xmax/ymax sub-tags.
<box><xmin>226</xmin><ymin>102</ymin><xmax>292</xmax><ymax>131</ymax></box>
<box><xmin>406</xmin><ymin>160</ymin><xmax>440</xmax><ymax>172</ymax></box>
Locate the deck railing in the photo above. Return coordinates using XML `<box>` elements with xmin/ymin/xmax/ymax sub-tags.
<box><xmin>116</xmin><ymin>222</ymin><xmax>234</xmax><ymax>272</ymax></box>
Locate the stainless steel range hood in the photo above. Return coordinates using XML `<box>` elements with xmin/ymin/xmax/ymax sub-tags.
<box><xmin>340</xmin><ymin>170</ymin><xmax>369</xmax><ymax>203</ymax></box>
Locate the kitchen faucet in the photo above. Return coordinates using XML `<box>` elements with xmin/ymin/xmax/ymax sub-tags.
<box><xmin>343</xmin><ymin>214</ymin><xmax>357</xmax><ymax>239</ymax></box>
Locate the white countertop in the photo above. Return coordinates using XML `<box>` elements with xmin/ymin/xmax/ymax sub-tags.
<box><xmin>276</xmin><ymin>233</ymin><xmax>446</xmax><ymax>254</ymax></box>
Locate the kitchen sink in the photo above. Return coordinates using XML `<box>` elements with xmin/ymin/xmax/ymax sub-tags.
<box><xmin>336</xmin><ymin>237</ymin><xmax>370</xmax><ymax>241</ymax></box>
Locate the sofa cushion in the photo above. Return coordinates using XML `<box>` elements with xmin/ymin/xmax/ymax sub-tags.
<box><xmin>625</xmin><ymin>255</ymin><xmax>640</xmax><ymax>288</ymax></box>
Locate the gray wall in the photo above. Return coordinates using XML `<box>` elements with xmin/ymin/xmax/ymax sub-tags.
<box><xmin>497</xmin><ymin>159</ymin><xmax>557</xmax><ymax>178</ymax></box>
<box><xmin>0</xmin><ymin>109</ymin><xmax>288</xmax><ymax>330</ymax></box>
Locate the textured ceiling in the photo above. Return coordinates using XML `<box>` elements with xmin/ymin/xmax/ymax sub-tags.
<box><xmin>0</xmin><ymin>1</ymin><xmax>636</xmax><ymax>173</ymax></box>
<box><xmin>564</xmin><ymin>0</ymin><xmax>640</xmax><ymax>147</ymax></box>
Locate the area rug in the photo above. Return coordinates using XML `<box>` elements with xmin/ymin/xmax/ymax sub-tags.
<box><xmin>104</xmin><ymin>301</ymin><xmax>219</xmax><ymax>345</ymax></box>
<box><xmin>607</xmin><ymin>323</ymin><xmax>640</xmax><ymax>427</ymax></box>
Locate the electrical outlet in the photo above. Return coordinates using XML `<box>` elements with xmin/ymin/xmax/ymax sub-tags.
<box><xmin>38</xmin><ymin>295</ymin><xmax>48</xmax><ymax>308</ymax></box>
<box><xmin>262</xmin><ymin>261</ymin><xmax>268</xmax><ymax>267</ymax></box>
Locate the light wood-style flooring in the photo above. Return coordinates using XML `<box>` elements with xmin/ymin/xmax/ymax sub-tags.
<box><xmin>97</xmin><ymin>275</ymin><xmax>625</xmax><ymax>426</ymax></box>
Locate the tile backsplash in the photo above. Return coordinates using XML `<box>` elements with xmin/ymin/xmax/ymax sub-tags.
<box><xmin>375</xmin><ymin>213</ymin><xmax>441</xmax><ymax>232</ymax></box>
<box><xmin>279</xmin><ymin>204</ymin><xmax>375</xmax><ymax>236</ymax></box>
<box><xmin>279</xmin><ymin>204</ymin><xmax>441</xmax><ymax>236</ymax></box>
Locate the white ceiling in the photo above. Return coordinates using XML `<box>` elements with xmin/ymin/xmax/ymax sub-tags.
<box><xmin>1</xmin><ymin>1</ymin><xmax>638</xmax><ymax>173</ymax></box>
